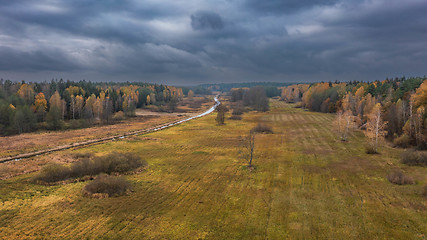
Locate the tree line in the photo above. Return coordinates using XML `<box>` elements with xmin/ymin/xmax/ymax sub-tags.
<box><xmin>229</xmin><ymin>86</ymin><xmax>271</xmax><ymax>112</ymax></box>
<box><xmin>0</xmin><ymin>79</ymin><xmax>184</xmax><ymax>135</ymax></box>
<box><xmin>281</xmin><ymin>77</ymin><xmax>427</xmax><ymax>149</ymax></box>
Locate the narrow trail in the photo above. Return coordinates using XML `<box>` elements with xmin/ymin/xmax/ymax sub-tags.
<box><xmin>0</xmin><ymin>97</ymin><xmax>220</xmax><ymax>164</ymax></box>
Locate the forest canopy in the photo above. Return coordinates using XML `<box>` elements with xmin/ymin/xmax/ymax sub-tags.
<box><xmin>0</xmin><ymin>79</ymin><xmax>184</xmax><ymax>135</ymax></box>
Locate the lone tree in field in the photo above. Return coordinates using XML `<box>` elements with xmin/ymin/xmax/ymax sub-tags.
<box><xmin>334</xmin><ymin>110</ymin><xmax>354</xmax><ymax>141</ymax></box>
<box><xmin>240</xmin><ymin>130</ymin><xmax>255</xmax><ymax>167</ymax></box>
<box><xmin>365</xmin><ymin>103</ymin><xmax>387</xmax><ymax>153</ymax></box>
<box><xmin>216</xmin><ymin>103</ymin><xmax>228</xmax><ymax>125</ymax></box>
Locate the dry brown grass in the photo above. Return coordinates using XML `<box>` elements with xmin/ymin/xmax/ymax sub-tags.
<box><xmin>0</xmin><ymin>115</ymin><xmax>178</xmax><ymax>158</ymax></box>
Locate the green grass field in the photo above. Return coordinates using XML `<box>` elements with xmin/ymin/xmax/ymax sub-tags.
<box><xmin>0</xmin><ymin>100</ymin><xmax>426</xmax><ymax>239</ymax></box>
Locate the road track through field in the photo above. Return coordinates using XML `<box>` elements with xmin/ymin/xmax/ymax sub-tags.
<box><xmin>0</xmin><ymin>96</ymin><xmax>220</xmax><ymax>164</ymax></box>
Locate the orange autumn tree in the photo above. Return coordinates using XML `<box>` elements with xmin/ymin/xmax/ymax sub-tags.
<box><xmin>364</xmin><ymin>103</ymin><xmax>387</xmax><ymax>153</ymax></box>
<box><xmin>334</xmin><ymin>110</ymin><xmax>355</xmax><ymax>142</ymax></box>
<box><xmin>17</xmin><ymin>83</ymin><xmax>35</xmax><ymax>104</ymax></box>
<box><xmin>33</xmin><ymin>92</ymin><xmax>47</xmax><ymax>121</ymax></box>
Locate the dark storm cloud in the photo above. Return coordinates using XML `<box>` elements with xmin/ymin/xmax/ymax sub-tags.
<box><xmin>0</xmin><ymin>0</ymin><xmax>426</xmax><ymax>84</ymax></box>
<box><xmin>0</xmin><ymin>46</ymin><xmax>80</xmax><ymax>71</ymax></box>
<box><xmin>191</xmin><ymin>11</ymin><xmax>224</xmax><ymax>30</ymax></box>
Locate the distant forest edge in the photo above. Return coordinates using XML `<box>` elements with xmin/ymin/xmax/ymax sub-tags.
<box><xmin>199</xmin><ymin>81</ymin><xmax>297</xmax><ymax>92</ymax></box>
<box><xmin>232</xmin><ymin>76</ymin><xmax>427</xmax><ymax>149</ymax></box>
<box><xmin>0</xmin><ymin>79</ymin><xmax>213</xmax><ymax>136</ymax></box>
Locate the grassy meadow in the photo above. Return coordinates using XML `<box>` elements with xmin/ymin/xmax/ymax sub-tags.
<box><xmin>0</xmin><ymin>99</ymin><xmax>426</xmax><ymax>239</ymax></box>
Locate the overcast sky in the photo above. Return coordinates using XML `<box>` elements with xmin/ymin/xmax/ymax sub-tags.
<box><xmin>0</xmin><ymin>0</ymin><xmax>426</xmax><ymax>85</ymax></box>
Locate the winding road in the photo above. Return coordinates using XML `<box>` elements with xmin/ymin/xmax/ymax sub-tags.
<box><xmin>0</xmin><ymin>96</ymin><xmax>220</xmax><ymax>163</ymax></box>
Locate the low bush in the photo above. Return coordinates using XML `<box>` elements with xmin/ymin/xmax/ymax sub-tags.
<box><xmin>93</xmin><ymin>152</ymin><xmax>147</xmax><ymax>174</ymax></box>
<box><xmin>251</xmin><ymin>123</ymin><xmax>273</xmax><ymax>134</ymax></box>
<box><xmin>231</xmin><ymin>108</ymin><xmax>244</xmax><ymax>116</ymax></box>
<box><xmin>113</xmin><ymin>111</ymin><xmax>125</xmax><ymax>121</ymax></box>
<box><xmin>229</xmin><ymin>115</ymin><xmax>242</xmax><ymax>120</ymax></box>
<box><xmin>32</xmin><ymin>163</ymin><xmax>71</xmax><ymax>183</ymax></box>
<box><xmin>33</xmin><ymin>152</ymin><xmax>147</xmax><ymax>183</ymax></box>
<box><xmin>84</xmin><ymin>175</ymin><xmax>132</xmax><ymax>197</ymax></box>
<box><xmin>393</xmin><ymin>134</ymin><xmax>411</xmax><ymax>148</ymax></box>
<box><xmin>387</xmin><ymin>170</ymin><xmax>415</xmax><ymax>185</ymax></box>
<box><xmin>401</xmin><ymin>151</ymin><xmax>427</xmax><ymax>166</ymax></box>
<box><xmin>365</xmin><ymin>146</ymin><xmax>378</xmax><ymax>154</ymax></box>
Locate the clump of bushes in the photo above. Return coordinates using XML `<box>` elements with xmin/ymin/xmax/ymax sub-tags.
<box><xmin>365</xmin><ymin>146</ymin><xmax>378</xmax><ymax>154</ymax></box>
<box><xmin>401</xmin><ymin>151</ymin><xmax>427</xmax><ymax>166</ymax></box>
<box><xmin>84</xmin><ymin>174</ymin><xmax>132</xmax><ymax>197</ymax></box>
<box><xmin>251</xmin><ymin>123</ymin><xmax>273</xmax><ymax>134</ymax></box>
<box><xmin>32</xmin><ymin>163</ymin><xmax>71</xmax><ymax>183</ymax></box>
<box><xmin>32</xmin><ymin>152</ymin><xmax>147</xmax><ymax>183</ymax></box>
<box><xmin>113</xmin><ymin>111</ymin><xmax>125</xmax><ymax>121</ymax></box>
<box><xmin>92</xmin><ymin>152</ymin><xmax>147</xmax><ymax>174</ymax></box>
<box><xmin>229</xmin><ymin>115</ymin><xmax>242</xmax><ymax>120</ymax></box>
<box><xmin>231</xmin><ymin>108</ymin><xmax>244</xmax><ymax>116</ymax></box>
<box><xmin>387</xmin><ymin>170</ymin><xmax>415</xmax><ymax>185</ymax></box>
<box><xmin>393</xmin><ymin>134</ymin><xmax>411</xmax><ymax>148</ymax></box>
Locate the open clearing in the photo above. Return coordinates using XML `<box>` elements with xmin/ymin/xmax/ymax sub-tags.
<box><xmin>0</xmin><ymin>100</ymin><xmax>426</xmax><ymax>239</ymax></box>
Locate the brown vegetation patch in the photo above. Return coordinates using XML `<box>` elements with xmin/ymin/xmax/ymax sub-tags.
<box><xmin>31</xmin><ymin>152</ymin><xmax>147</xmax><ymax>184</ymax></box>
<box><xmin>251</xmin><ymin>123</ymin><xmax>273</xmax><ymax>134</ymax></box>
<box><xmin>401</xmin><ymin>151</ymin><xmax>427</xmax><ymax>167</ymax></box>
<box><xmin>387</xmin><ymin>170</ymin><xmax>415</xmax><ymax>185</ymax></box>
<box><xmin>83</xmin><ymin>174</ymin><xmax>132</xmax><ymax>197</ymax></box>
<box><xmin>229</xmin><ymin>115</ymin><xmax>242</xmax><ymax>120</ymax></box>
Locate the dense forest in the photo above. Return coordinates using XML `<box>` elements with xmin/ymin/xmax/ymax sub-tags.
<box><xmin>280</xmin><ymin>77</ymin><xmax>427</xmax><ymax>149</ymax></box>
<box><xmin>0</xmin><ymin>79</ymin><xmax>185</xmax><ymax>135</ymax></box>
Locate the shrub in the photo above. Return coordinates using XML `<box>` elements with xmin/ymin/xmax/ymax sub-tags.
<box><xmin>70</xmin><ymin>152</ymin><xmax>147</xmax><ymax>177</ymax></box>
<box><xmin>401</xmin><ymin>151</ymin><xmax>427</xmax><ymax>166</ymax></box>
<box><xmin>32</xmin><ymin>163</ymin><xmax>71</xmax><ymax>183</ymax></box>
<box><xmin>231</xmin><ymin>108</ymin><xmax>244</xmax><ymax>116</ymax></box>
<box><xmin>229</xmin><ymin>115</ymin><xmax>242</xmax><ymax>120</ymax></box>
<box><xmin>113</xmin><ymin>111</ymin><xmax>125</xmax><ymax>121</ymax></box>
<box><xmin>84</xmin><ymin>175</ymin><xmax>132</xmax><ymax>197</ymax></box>
<box><xmin>34</xmin><ymin>152</ymin><xmax>147</xmax><ymax>183</ymax></box>
<box><xmin>93</xmin><ymin>152</ymin><xmax>147</xmax><ymax>174</ymax></box>
<box><xmin>387</xmin><ymin>170</ymin><xmax>415</xmax><ymax>185</ymax></box>
<box><xmin>365</xmin><ymin>146</ymin><xmax>378</xmax><ymax>154</ymax></box>
<box><xmin>393</xmin><ymin>134</ymin><xmax>411</xmax><ymax>148</ymax></box>
<box><xmin>251</xmin><ymin>123</ymin><xmax>273</xmax><ymax>134</ymax></box>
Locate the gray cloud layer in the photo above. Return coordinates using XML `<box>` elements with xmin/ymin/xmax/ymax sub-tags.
<box><xmin>0</xmin><ymin>0</ymin><xmax>426</xmax><ymax>84</ymax></box>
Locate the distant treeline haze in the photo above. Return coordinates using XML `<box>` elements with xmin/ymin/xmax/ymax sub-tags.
<box><xmin>0</xmin><ymin>79</ymin><xmax>187</xmax><ymax>135</ymax></box>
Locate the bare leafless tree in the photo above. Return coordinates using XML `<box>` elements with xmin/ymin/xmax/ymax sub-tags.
<box><xmin>240</xmin><ymin>131</ymin><xmax>255</xmax><ymax>167</ymax></box>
